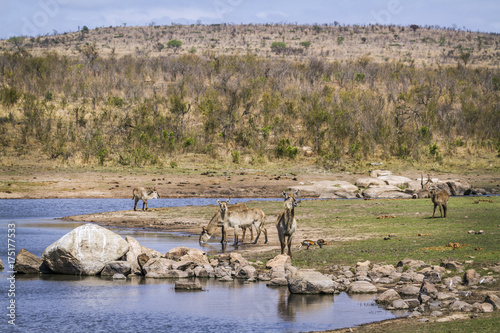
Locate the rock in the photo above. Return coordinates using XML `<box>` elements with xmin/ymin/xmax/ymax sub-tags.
<box><xmin>125</xmin><ymin>236</ymin><xmax>162</xmax><ymax>274</ymax></box>
<box><xmin>368</xmin><ymin>264</ymin><xmax>396</xmax><ymax>281</ymax></box>
<box><xmin>362</xmin><ymin>185</ymin><xmax>413</xmax><ymax>199</ymax></box>
<box><xmin>146</xmin><ymin>270</ymin><xmax>189</xmax><ymax>279</ymax></box>
<box><xmin>219</xmin><ymin>275</ymin><xmax>233</xmax><ymax>282</ymax></box>
<box><xmin>424</xmin><ymin>270</ymin><xmax>442</xmax><ymax>284</ymax></box>
<box><xmin>142</xmin><ymin>258</ymin><xmax>175</xmax><ymax>276</ymax></box>
<box><xmin>440</xmin><ymin>259</ymin><xmax>463</xmax><ymax>270</ymax></box>
<box><xmin>165</xmin><ymin>247</ymin><xmax>208</xmax><ymax>265</ymax></box>
<box><xmin>399</xmin><ymin>285</ymin><xmax>421</xmax><ymax>297</ymax></box>
<box><xmin>214</xmin><ymin>266</ymin><xmax>231</xmax><ymax>278</ymax></box>
<box><xmin>419</xmin><ymin>281</ymin><xmax>439</xmax><ymax>299</ymax></box>
<box><xmin>236</xmin><ymin>265</ymin><xmax>257</xmax><ymax>280</ymax></box>
<box><xmin>175</xmin><ymin>280</ymin><xmax>203</xmax><ymax>290</ymax></box>
<box><xmin>443</xmin><ymin>276</ymin><xmax>462</xmax><ymax>290</ymax></box>
<box><xmin>42</xmin><ymin>224</ymin><xmax>129</xmax><ymax>275</ymax></box>
<box><xmin>287</xmin><ymin>269</ymin><xmax>335</xmax><ymax>294</ymax></box>
<box><xmin>266</xmin><ymin>255</ymin><xmax>292</xmax><ymax>269</ymax></box>
<box><xmin>377</xmin><ymin>175</ymin><xmax>413</xmax><ymax>187</ymax></box>
<box><xmin>375</xmin><ymin>289</ymin><xmax>401</xmax><ymax>305</ymax></box>
<box><xmin>171</xmin><ymin>260</ymin><xmax>195</xmax><ymax>271</ymax></box>
<box><xmin>408</xmin><ymin>311</ymin><xmax>422</xmax><ymax>318</ymax></box>
<box><xmin>101</xmin><ymin>261</ymin><xmax>132</xmax><ymax>276</ymax></box>
<box><xmin>15</xmin><ymin>249</ymin><xmax>48</xmax><ymax>274</ymax></box>
<box><xmin>463</xmin><ymin>269</ymin><xmax>481</xmax><ymax>286</ymax></box>
<box><xmin>391</xmin><ymin>299</ymin><xmax>409</xmax><ymax>310</ymax></box>
<box><xmin>180</xmin><ymin>251</ymin><xmax>209</xmax><ymax>266</ymax></box>
<box><xmin>370</xmin><ymin>170</ymin><xmax>392</xmax><ymax>178</ymax></box>
<box><xmin>0</xmin><ymin>258</ymin><xmax>4</xmax><ymax>270</ymax></box>
<box><xmin>479</xmin><ymin>276</ymin><xmax>496</xmax><ymax>285</ymax></box>
<box><xmin>112</xmin><ymin>273</ymin><xmax>127</xmax><ymax>279</ymax></box>
<box><xmin>406</xmin><ymin>299</ymin><xmax>421</xmax><ymax>308</ymax></box>
<box><xmin>267</xmin><ymin>278</ymin><xmax>288</xmax><ymax>286</ymax></box>
<box><xmin>194</xmin><ymin>265</ymin><xmax>212</xmax><ymax>278</ymax></box>
<box><xmin>355</xmin><ymin>260</ymin><xmax>372</xmax><ymax>273</ymax></box>
<box><xmin>229</xmin><ymin>253</ymin><xmax>248</xmax><ymax>269</ymax></box>
<box><xmin>291</xmin><ymin>180</ymin><xmax>358</xmax><ymax>199</ymax></box>
<box><xmin>446</xmin><ymin>180</ymin><xmax>471</xmax><ymax>196</ymax></box>
<box><xmin>436</xmin><ymin>292</ymin><xmax>457</xmax><ymax>301</ymax></box>
<box><xmin>347</xmin><ymin>281</ymin><xmax>378</xmax><ymax>293</ymax></box>
<box><xmin>450</xmin><ymin>300</ymin><xmax>473</xmax><ymax>312</ymax></box>
<box><xmin>472</xmin><ymin>302</ymin><xmax>494</xmax><ymax>313</ymax></box>
<box><xmin>355</xmin><ymin>177</ymin><xmax>386</xmax><ymax>188</ymax></box>
<box><xmin>484</xmin><ymin>294</ymin><xmax>500</xmax><ymax>309</ymax></box>
<box><xmin>137</xmin><ymin>253</ymin><xmax>150</xmax><ymax>274</ymax></box>
<box><xmin>430</xmin><ymin>310</ymin><xmax>443</xmax><ymax>317</ymax></box>
<box><xmin>397</xmin><ymin>259</ymin><xmax>426</xmax><ymax>270</ymax></box>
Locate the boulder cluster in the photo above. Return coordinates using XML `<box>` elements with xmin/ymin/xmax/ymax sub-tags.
<box><xmin>291</xmin><ymin>169</ymin><xmax>486</xmax><ymax>199</ymax></box>
<box><xmin>11</xmin><ymin>224</ymin><xmax>500</xmax><ymax>319</ymax></box>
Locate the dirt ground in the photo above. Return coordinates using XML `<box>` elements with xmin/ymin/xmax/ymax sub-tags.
<box><xmin>1</xmin><ymin>167</ymin><xmax>498</xmax><ymax>199</ymax></box>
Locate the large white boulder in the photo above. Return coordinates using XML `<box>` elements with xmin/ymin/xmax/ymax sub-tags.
<box><xmin>42</xmin><ymin>224</ymin><xmax>129</xmax><ymax>275</ymax></box>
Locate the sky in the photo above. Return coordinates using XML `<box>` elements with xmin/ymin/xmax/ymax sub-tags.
<box><xmin>1</xmin><ymin>0</ymin><xmax>499</xmax><ymax>39</ymax></box>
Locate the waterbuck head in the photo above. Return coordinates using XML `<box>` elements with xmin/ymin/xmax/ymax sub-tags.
<box><xmin>199</xmin><ymin>226</ymin><xmax>210</xmax><ymax>243</ymax></box>
<box><xmin>149</xmin><ymin>188</ymin><xmax>160</xmax><ymax>199</ymax></box>
<box><xmin>216</xmin><ymin>199</ymin><xmax>230</xmax><ymax>215</ymax></box>
<box><xmin>282</xmin><ymin>190</ymin><xmax>300</xmax><ymax>209</ymax></box>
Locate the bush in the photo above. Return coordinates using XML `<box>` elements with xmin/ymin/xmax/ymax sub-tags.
<box><xmin>231</xmin><ymin>150</ymin><xmax>240</xmax><ymax>164</ymax></box>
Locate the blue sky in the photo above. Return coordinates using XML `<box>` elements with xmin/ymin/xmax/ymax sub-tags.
<box><xmin>1</xmin><ymin>0</ymin><xmax>499</xmax><ymax>39</ymax></box>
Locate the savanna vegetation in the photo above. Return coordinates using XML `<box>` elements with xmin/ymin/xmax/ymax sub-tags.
<box><xmin>0</xmin><ymin>23</ymin><xmax>499</xmax><ymax>171</ymax></box>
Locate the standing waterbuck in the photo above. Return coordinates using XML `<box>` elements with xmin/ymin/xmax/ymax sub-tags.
<box><xmin>276</xmin><ymin>190</ymin><xmax>300</xmax><ymax>258</ymax></box>
<box><xmin>217</xmin><ymin>199</ymin><xmax>268</xmax><ymax>246</ymax></box>
<box><xmin>430</xmin><ymin>187</ymin><xmax>449</xmax><ymax>218</ymax></box>
<box><xmin>199</xmin><ymin>203</ymin><xmax>256</xmax><ymax>243</ymax></box>
<box><xmin>132</xmin><ymin>187</ymin><xmax>159</xmax><ymax>211</ymax></box>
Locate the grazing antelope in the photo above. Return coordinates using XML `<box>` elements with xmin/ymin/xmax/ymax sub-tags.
<box><xmin>199</xmin><ymin>203</ymin><xmax>254</xmax><ymax>243</ymax></box>
<box><xmin>217</xmin><ymin>199</ymin><xmax>268</xmax><ymax>246</ymax></box>
<box><xmin>132</xmin><ymin>187</ymin><xmax>159</xmax><ymax>211</ymax></box>
<box><xmin>276</xmin><ymin>190</ymin><xmax>300</xmax><ymax>258</ymax></box>
<box><xmin>430</xmin><ymin>187</ymin><xmax>450</xmax><ymax>218</ymax></box>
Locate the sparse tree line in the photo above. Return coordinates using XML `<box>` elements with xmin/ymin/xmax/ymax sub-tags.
<box><xmin>0</xmin><ymin>49</ymin><xmax>499</xmax><ymax>167</ymax></box>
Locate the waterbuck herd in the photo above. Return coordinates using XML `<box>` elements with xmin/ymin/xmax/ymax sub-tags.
<box><xmin>132</xmin><ymin>181</ymin><xmax>449</xmax><ymax>258</ymax></box>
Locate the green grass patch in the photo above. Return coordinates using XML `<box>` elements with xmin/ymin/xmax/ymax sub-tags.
<box><xmin>245</xmin><ymin>197</ymin><xmax>500</xmax><ymax>269</ymax></box>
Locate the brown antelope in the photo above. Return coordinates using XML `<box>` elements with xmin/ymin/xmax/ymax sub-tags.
<box><xmin>430</xmin><ymin>187</ymin><xmax>450</xmax><ymax>218</ymax></box>
<box><xmin>276</xmin><ymin>190</ymin><xmax>299</xmax><ymax>258</ymax></box>
<box><xmin>217</xmin><ymin>199</ymin><xmax>268</xmax><ymax>246</ymax></box>
<box><xmin>199</xmin><ymin>203</ymin><xmax>254</xmax><ymax>243</ymax></box>
<box><xmin>132</xmin><ymin>187</ymin><xmax>159</xmax><ymax>211</ymax></box>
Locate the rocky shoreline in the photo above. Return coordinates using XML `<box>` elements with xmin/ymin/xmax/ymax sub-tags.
<box><xmin>10</xmin><ymin>224</ymin><xmax>500</xmax><ymax>326</ymax></box>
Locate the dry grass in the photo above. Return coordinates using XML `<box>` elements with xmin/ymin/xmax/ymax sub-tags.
<box><xmin>1</xmin><ymin>24</ymin><xmax>498</xmax><ymax>67</ymax></box>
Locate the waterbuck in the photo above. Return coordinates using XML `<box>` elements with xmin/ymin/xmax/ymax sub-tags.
<box><xmin>199</xmin><ymin>203</ymin><xmax>254</xmax><ymax>243</ymax></box>
<box><xmin>430</xmin><ymin>187</ymin><xmax>450</xmax><ymax>218</ymax></box>
<box><xmin>413</xmin><ymin>173</ymin><xmax>432</xmax><ymax>199</ymax></box>
<box><xmin>276</xmin><ymin>190</ymin><xmax>300</xmax><ymax>258</ymax></box>
<box><xmin>217</xmin><ymin>199</ymin><xmax>268</xmax><ymax>246</ymax></box>
<box><xmin>132</xmin><ymin>187</ymin><xmax>159</xmax><ymax>211</ymax></box>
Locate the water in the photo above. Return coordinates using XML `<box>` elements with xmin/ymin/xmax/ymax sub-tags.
<box><xmin>0</xmin><ymin>199</ymin><xmax>403</xmax><ymax>332</ymax></box>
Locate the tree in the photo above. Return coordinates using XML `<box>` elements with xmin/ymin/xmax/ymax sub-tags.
<box><xmin>300</xmin><ymin>41</ymin><xmax>311</xmax><ymax>50</ymax></box>
<box><xmin>167</xmin><ymin>39</ymin><xmax>182</xmax><ymax>53</ymax></box>
<box><xmin>155</xmin><ymin>42</ymin><xmax>164</xmax><ymax>52</ymax></box>
<box><xmin>80</xmin><ymin>42</ymin><xmax>99</xmax><ymax>64</ymax></box>
<box><xmin>8</xmin><ymin>36</ymin><xmax>25</xmax><ymax>53</ymax></box>
<box><xmin>458</xmin><ymin>52</ymin><xmax>471</xmax><ymax>67</ymax></box>
<box><xmin>410</xmin><ymin>24</ymin><xmax>419</xmax><ymax>33</ymax></box>
<box><xmin>270</xmin><ymin>41</ymin><xmax>287</xmax><ymax>55</ymax></box>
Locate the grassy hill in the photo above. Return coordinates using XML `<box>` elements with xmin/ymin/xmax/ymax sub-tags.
<box><xmin>0</xmin><ymin>24</ymin><xmax>499</xmax><ymax>172</ymax></box>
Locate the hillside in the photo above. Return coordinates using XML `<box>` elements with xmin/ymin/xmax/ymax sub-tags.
<box><xmin>1</xmin><ymin>23</ymin><xmax>499</xmax><ymax>66</ymax></box>
<box><xmin>0</xmin><ymin>24</ymin><xmax>499</xmax><ymax>173</ymax></box>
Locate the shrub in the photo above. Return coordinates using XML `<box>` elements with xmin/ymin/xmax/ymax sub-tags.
<box><xmin>231</xmin><ymin>150</ymin><xmax>240</xmax><ymax>164</ymax></box>
<box><xmin>270</xmin><ymin>42</ymin><xmax>286</xmax><ymax>55</ymax></box>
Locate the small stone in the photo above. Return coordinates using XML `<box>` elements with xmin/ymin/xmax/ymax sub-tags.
<box><xmin>112</xmin><ymin>273</ymin><xmax>127</xmax><ymax>279</ymax></box>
